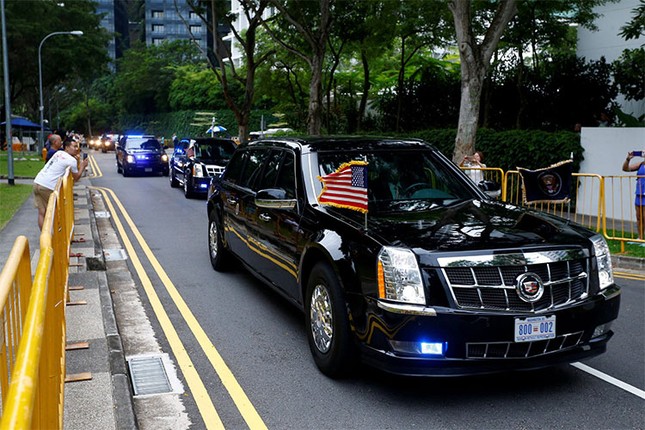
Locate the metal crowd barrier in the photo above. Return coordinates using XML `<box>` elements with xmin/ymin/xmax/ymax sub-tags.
<box><xmin>0</xmin><ymin>169</ymin><xmax>74</xmax><ymax>429</ymax></box>
<box><xmin>462</xmin><ymin>168</ymin><xmax>643</xmax><ymax>247</ymax></box>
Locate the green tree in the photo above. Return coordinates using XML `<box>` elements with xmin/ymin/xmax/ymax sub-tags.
<box><xmin>185</xmin><ymin>0</ymin><xmax>273</xmax><ymax>141</ymax></box>
<box><xmin>265</xmin><ymin>0</ymin><xmax>335</xmax><ymax>135</ymax></box>
<box><xmin>168</xmin><ymin>65</ymin><xmax>226</xmax><ymax>111</ymax></box>
<box><xmin>113</xmin><ymin>40</ymin><xmax>201</xmax><ymax>115</ymax></box>
<box><xmin>1</xmin><ymin>0</ymin><xmax>110</xmax><ymax>121</ymax></box>
<box><xmin>449</xmin><ymin>0</ymin><xmax>518</xmax><ymax>163</ymax></box>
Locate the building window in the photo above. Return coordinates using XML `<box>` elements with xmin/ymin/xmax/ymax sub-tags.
<box><xmin>189</xmin><ymin>11</ymin><xmax>199</xmax><ymax>20</ymax></box>
<box><xmin>152</xmin><ymin>10</ymin><xmax>163</xmax><ymax>19</ymax></box>
<box><xmin>152</xmin><ymin>24</ymin><xmax>165</xmax><ymax>33</ymax></box>
<box><xmin>152</xmin><ymin>38</ymin><xmax>164</xmax><ymax>46</ymax></box>
<box><xmin>190</xmin><ymin>25</ymin><xmax>202</xmax><ymax>34</ymax></box>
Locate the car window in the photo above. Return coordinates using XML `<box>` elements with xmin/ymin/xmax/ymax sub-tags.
<box><xmin>256</xmin><ymin>150</ymin><xmax>283</xmax><ymax>191</ymax></box>
<box><xmin>125</xmin><ymin>137</ymin><xmax>161</xmax><ymax>150</ymax></box>
<box><xmin>222</xmin><ymin>151</ymin><xmax>247</xmax><ymax>185</ymax></box>
<box><xmin>195</xmin><ymin>141</ymin><xmax>236</xmax><ymax>162</ymax></box>
<box><xmin>243</xmin><ymin>149</ymin><xmax>271</xmax><ymax>190</ymax></box>
<box><xmin>317</xmin><ymin>149</ymin><xmax>476</xmax><ymax>212</ymax></box>
<box><xmin>275</xmin><ymin>152</ymin><xmax>296</xmax><ymax>199</ymax></box>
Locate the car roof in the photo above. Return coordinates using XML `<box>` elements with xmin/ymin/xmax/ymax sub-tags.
<box><xmin>241</xmin><ymin>136</ymin><xmax>435</xmax><ymax>153</ymax></box>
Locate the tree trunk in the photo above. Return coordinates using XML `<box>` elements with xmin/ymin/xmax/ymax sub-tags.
<box><xmin>357</xmin><ymin>47</ymin><xmax>370</xmax><ymax>132</ymax></box>
<box><xmin>308</xmin><ymin>54</ymin><xmax>324</xmax><ymax>135</ymax></box>
<box><xmin>449</xmin><ymin>0</ymin><xmax>518</xmax><ymax>163</ymax></box>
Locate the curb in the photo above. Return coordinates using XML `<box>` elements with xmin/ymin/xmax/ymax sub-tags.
<box><xmin>88</xmin><ymin>188</ymin><xmax>138</xmax><ymax>429</ymax></box>
<box><xmin>612</xmin><ymin>254</ymin><xmax>645</xmax><ymax>271</ymax></box>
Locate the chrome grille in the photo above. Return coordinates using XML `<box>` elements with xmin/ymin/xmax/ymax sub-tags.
<box><xmin>205</xmin><ymin>165</ymin><xmax>225</xmax><ymax>177</ymax></box>
<box><xmin>441</xmin><ymin>258</ymin><xmax>589</xmax><ymax>312</ymax></box>
<box><xmin>467</xmin><ymin>331</ymin><xmax>584</xmax><ymax>359</ymax></box>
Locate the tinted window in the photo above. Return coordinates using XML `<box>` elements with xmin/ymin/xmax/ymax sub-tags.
<box><xmin>275</xmin><ymin>152</ymin><xmax>296</xmax><ymax>199</ymax></box>
<box><xmin>125</xmin><ymin>137</ymin><xmax>161</xmax><ymax>150</ymax></box>
<box><xmin>195</xmin><ymin>141</ymin><xmax>236</xmax><ymax>162</ymax></box>
<box><xmin>256</xmin><ymin>150</ymin><xmax>283</xmax><ymax>191</ymax></box>
<box><xmin>242</xmin><ymin>149</ymin><xmax>271</xmax><ymax>190</ymax></box>
<box><xmin>222</xmin><ymin>151</ymin><xmax>247</xmax><ymax>185</ymax></box>
<box><xmin>317</xmin><ymin>149</ymin><xmax>476</xmax><ymax>212</ymax></box>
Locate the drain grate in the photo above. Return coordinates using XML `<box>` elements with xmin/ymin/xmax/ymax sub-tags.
<box><xmin>103</xmin><ymin>249</ymin><xmax>127</xmax><ymax>261</ymax></box>
<box><xmin>128</xmin><ymin>354</ymin><xmax>179</xmax><ymax>396</ymax></box>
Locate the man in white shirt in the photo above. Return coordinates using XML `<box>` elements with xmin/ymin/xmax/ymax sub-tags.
<box><xmin>33</xmin><ymin>137</ymin><xmax>89</xmax><ymax>229</ymax></box>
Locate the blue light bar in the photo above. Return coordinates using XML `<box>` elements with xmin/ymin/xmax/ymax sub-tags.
<box><xmin>420</xmin><ymin>342</ymin><xmax>444</xmax><ymax>355</ymax></box>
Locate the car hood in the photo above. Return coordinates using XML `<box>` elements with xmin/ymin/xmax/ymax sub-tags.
<box><xmin>328</xmin><ymin>199</ymin><xmax>591</xmax><ymax>252</ymax></box>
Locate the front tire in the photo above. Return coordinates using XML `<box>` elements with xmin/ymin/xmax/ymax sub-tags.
<box><xmin>208</xmin><ymin>212</ymin><xmax>231</xmax><ymax>271</ymax></box>
<box><xmin>305</xmin><ymin>263</ymin><xmax>358</xmax><ymax>378</ymax></box>
<box><xmin>170</xmin><ymin>168</ymin><xmax>179</xmax><ymax>187</ymax></box>
<box><xmin>184</xmin><ymin>173</ymin><xmax>194</xmax><ymax>198</ymax></box>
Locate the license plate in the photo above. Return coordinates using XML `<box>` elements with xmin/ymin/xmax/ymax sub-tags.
<box><xmin>145</xmin><ymin>168</ymin><xmax>152</xmax><ymax>172</ymax></box>
<box><xmin>514</xmin><ymin>315</ymin><xmax>556</xmax><ymax>342</ymax></box>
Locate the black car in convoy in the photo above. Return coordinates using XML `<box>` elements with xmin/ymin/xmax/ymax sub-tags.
<box><xmin>116</xmin><ymin>134</ymin><xmax>169</xmax><ymax>177</ymax></box>
<box><xmin>206</xmin><ymin>137</ymin><xmax>620</xmax><ymax>378</ymax></box>
<box><xmin>169</xmin><ymin>137</ymin><xmax>237</xmax><ymax>198</ymax></box>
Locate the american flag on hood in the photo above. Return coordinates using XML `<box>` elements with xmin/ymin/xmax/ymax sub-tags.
<box><xmin>318</xmin><ymin>160</ymin><xmax>368</xmax><ymax>213</ymax></box>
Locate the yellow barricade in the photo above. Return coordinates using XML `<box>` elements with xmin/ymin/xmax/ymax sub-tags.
<box><xmin>602</xmin><ymin>175</ymin><xmax>645</xmax><ymax>247</ymax></box>
<box><xmin>504</xmin><ymin>171</ymin><xmax>604</xmax><ymax>233</ymax></box>
<box><xmin>0</xmin><ymin>168</ymin><xmax>74</xmax><ymax>429</ymax></box>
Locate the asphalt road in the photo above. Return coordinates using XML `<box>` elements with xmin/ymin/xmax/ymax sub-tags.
<box><xmin>87</xmin><ymin>150</ymin><xmax>644</xmax><ymax>430</ymax></box>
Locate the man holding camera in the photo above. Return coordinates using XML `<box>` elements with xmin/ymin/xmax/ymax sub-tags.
<box><xmin>33</xmin><ymin>136</ymin><xmax>89</xmax><ymax>230</ymax></box>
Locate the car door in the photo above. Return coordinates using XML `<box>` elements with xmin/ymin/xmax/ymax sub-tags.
<box><xmin>246</xmin><ymin>149</ymin><xmax>302</xmax><ymax>299</ymax></box>
<box><xmin>221</xmin><ymin>148</ymin><xmax>270</xmax><ymax>265</ymax></box>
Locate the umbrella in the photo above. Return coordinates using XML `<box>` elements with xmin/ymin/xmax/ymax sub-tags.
<box><xmin>206</xmin><ymin>125</ymin><xmax>227</xmax><ymax>134</ymax></box>
<box><xmin>1</xmin><ymin>116</ymin><xmax>43</xmax><ymax>129</ymax></box>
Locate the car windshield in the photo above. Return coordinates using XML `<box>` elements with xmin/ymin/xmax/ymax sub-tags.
<box><xmin>316</xmin><ymin>149</ymin><xmax>477</xmax><ymax>213</ymax></box>
<box><xmin>194</xmin><ymin>141</ymin><xmax>236</xmax><ymax>162</ymax></box>
<box><xmin>125</xmin><ymin>137</ymin><xmax>161</xmax><ymax>150</ymax></box>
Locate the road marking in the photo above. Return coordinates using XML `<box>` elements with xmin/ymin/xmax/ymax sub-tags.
<box><xmin>94</xmin><ymin>187</ymin><xmax>225</xmax><ymax>430</ymax></box>
<box><xmin>95</xmin><ymin>186</ymin><xmax>268</xmax><ymax>430</ymax></box>
<box><xmin>571</xmin><ymin>362</ymin><xmax>645</xmax><ymax>400</ymax></box>
<box><xmin>614</xmin><ymin>271</ymin><xmax>645</xmax><ymax>282</ymax></box>
<box><xmin>87</xmin><ymin>154</ymin><xmax>102</xmax><ymax>178</ymax></box>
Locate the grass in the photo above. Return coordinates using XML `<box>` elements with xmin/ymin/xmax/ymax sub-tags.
<box><xmin>0</xmin><ymin>183</ymin><xmax>33</xmax><ymax>231</ymax></box>
<box><xmin>0</xmin><ymin>152</ymin><xmax>44</xmax><ymax>178</ymax></box>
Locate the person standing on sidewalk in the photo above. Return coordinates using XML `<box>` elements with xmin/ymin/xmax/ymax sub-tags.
<box><xmin>622</xmin><ymin>151</ymin><xmax>645</xmax><ymax>239</ymax></box>
<box><xmin>33</xmin><ymin>138</ymin><xmax>89</xmax><ymax>230</ymax></box>
<box><xmin>45</xmin><ymin>134</ymin><xmax>63</xmax><ymax>162</ymax></box>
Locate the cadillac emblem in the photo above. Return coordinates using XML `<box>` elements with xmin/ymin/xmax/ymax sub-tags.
<box><xmin>515</xmin><ymin>272</ymin><xmax>544</xmax><ymax>303</ymax></box>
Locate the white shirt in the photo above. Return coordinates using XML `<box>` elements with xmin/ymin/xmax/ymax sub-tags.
<box><xmin>34</xmin><ymin>150</ymin><xmax>79</xmax><ymax>190</ymax></box>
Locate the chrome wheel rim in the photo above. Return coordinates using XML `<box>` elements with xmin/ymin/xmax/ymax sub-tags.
<box><xmin>310</xmin><ymin>284</ymin><xmax>333</xmax><ymax>353</ymax></box>
<box><xmin>209</xmin><ymin>221</ymin><xmax>218</xmax><ymax>258</ymax></box>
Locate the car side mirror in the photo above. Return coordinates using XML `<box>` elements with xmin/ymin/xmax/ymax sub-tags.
<box><xmin>477</xmin><ymin>180</ymin><xmax>502</xmax><ymax>199</ymax></box>
<box><xmin>255</xmin><ymin>188</ymin><xmax>297</xmax><ymax>210</ymax></box>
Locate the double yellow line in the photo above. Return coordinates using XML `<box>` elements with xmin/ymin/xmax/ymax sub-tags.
<box><xmin>86</xmin><ymin>154</ymin><xmax>102</xmax><ymax>178</ymax></box>
<box><xmin>91</xmin><ymin>186</ymin><xmax>266</xmax><ymax>430</ymax></box>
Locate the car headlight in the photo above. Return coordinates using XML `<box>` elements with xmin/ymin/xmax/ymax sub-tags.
<box><xmin>591</xmin><ymin>234</ymin><xmax>613</xmax><ymax>290</ymax></box>
<box><xmin>161</xmin><ymin>154</ymin><xmax>168</xmax><ymax>162</ymax></box>
<box><xmin>126</xmin><ymin>155</ymin><xmax>135</xmax><ymax>163</ymax></box>
<box><xmin>377</xmin><ymin>246</ymin><xmax>425</xmax><ymax>305</ymax></box>
<box><xmin>193</xmin><ymin>164</ymin><xmax>206</xmax><ymax>177</ymax></box>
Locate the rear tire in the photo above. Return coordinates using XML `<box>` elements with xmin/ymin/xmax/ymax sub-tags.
<box><xmin>208</xmin><ymin>212</ymin><xmax>231</xmax><ymax>271</ymax></box>
<box><xmin>305</xmin><ymin>262</ymin><xmax>358</xmax><ymax>378</ymax></box>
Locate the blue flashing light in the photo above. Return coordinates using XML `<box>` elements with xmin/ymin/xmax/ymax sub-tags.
<box><xmin>420</xmin><ymin>342</ymin><xmax>445</xmax><ymax>356</ymax></box>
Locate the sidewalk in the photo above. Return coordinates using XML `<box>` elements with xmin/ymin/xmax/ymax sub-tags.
<box><xmin>0</xmin><ymin>183</ymin><xmax>136</xmax><ymax>430</ymax></box>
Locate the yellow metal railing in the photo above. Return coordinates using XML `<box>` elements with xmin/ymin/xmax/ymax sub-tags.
<box><xmin>602</xmin><ymin>175</ymin><xmax>645</xmax><ymax>251</ymax></box>
<box><xmin>0</xmin><ymin>169</ymin><xmax>74</xmax><ymax>429</ymax></box>
<box><xmin>504</xmin><ymin>171</ymin><xmax>605</xmax><ymax>233</ymax></box>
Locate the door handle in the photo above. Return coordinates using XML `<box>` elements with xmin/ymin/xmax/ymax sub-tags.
<box><xmin>226</xmin><ymin>198</ymin><xmax>237</xmax><ymax>206</ymax></box>
<box><xmin>259</xmin><ymin>213</ymin><xmax>271</xmax><ymax>222</ymax></box>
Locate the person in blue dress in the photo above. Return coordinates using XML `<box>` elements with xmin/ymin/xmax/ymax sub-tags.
<box><xmin>623</xmin><ymin>151</ymin><xmax>645</xmax><ymax>239</ymax></box>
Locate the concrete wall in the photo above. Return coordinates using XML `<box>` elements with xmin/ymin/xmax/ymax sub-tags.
<box><xmin>579</xmin><ymin>127</ymin><xmax>645</xmax><ymax>222</ymax></box>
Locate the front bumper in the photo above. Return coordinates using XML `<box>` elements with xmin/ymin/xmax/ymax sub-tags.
<box><xmin>191</xmin><ymin>177</ymin><xmax>211</xmax><ymax>194</ymax></box>
<box><xmin>357</xmin><ymin>285</ymin><xmax>620</xmax><ymax>376</ymax></box>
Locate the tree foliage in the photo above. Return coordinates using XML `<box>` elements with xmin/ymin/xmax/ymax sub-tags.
<box><xmin>1</xmin><ymin>0</ymin><xmax>110</xmax><ymax>120</ymax></box>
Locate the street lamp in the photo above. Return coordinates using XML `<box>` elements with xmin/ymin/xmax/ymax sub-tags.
<box><xmin>38</xmin><ymin>30</ymin><xmax>83</xmax><ymax>151</ymax></box>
